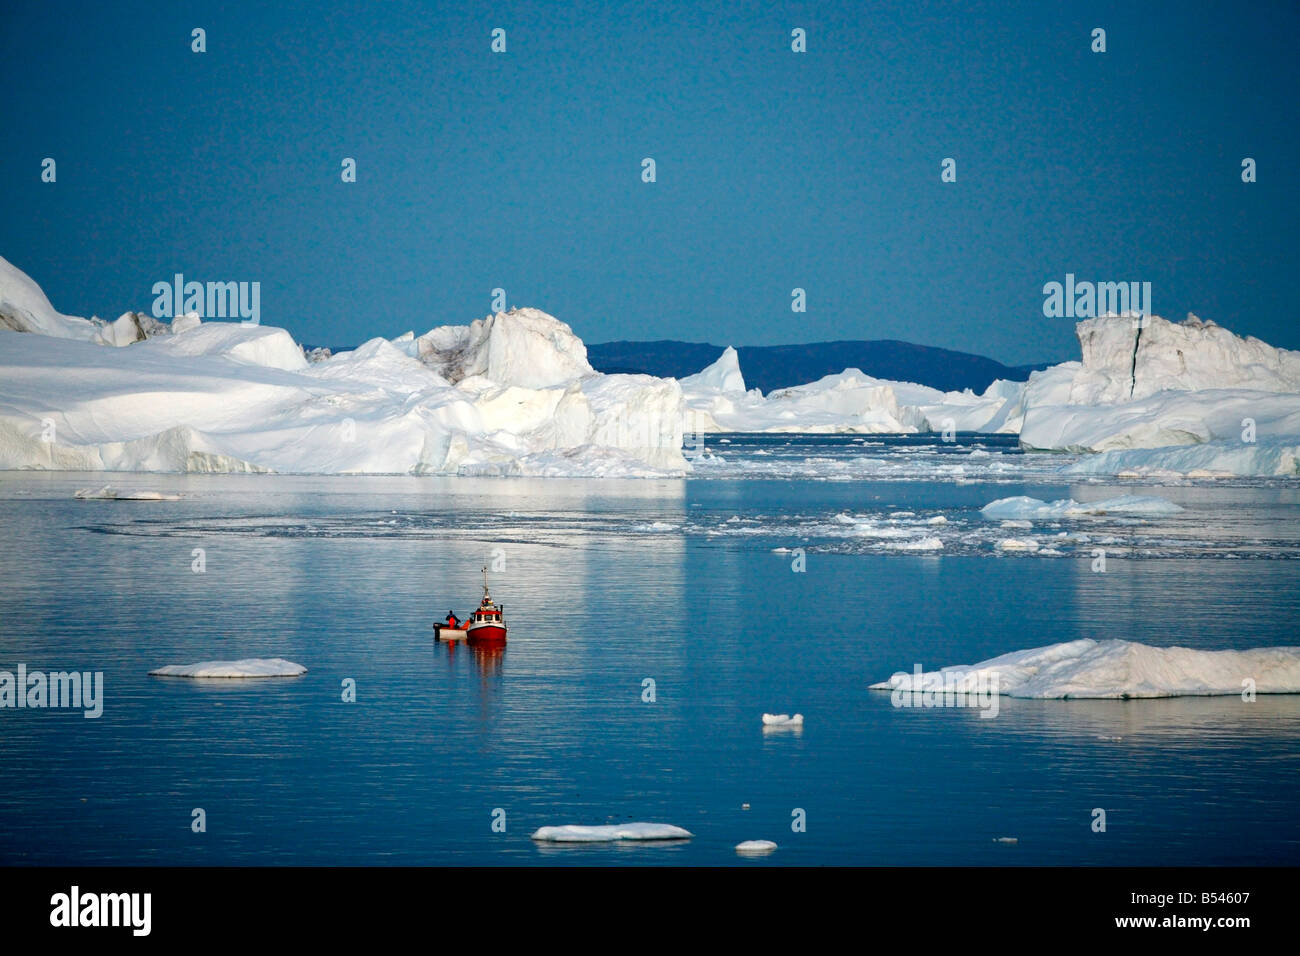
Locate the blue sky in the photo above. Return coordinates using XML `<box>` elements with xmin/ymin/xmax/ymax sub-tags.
<box><xmin>2</xmin><ymin>0</ymin><xmax>1296</xmax><ymax>364</ymax></box>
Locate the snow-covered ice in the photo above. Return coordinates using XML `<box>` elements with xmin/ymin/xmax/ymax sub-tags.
<box><xmin>530</xmin><ymin>823</ymin><xmax>694</xmax><ymax>842</ymax></box>
<box><xmin>735</xmin><ymin>840</ymin><xmax>778</xmax><ymax>854</ymax></box>
<box><xmin>871</xmin><ymin>639</ymin><xmax>1300</xmax><ymax>699</ymax></box>
<box><xmin>148</xmin><ymin>658</ymin><xmax>307</xmax><ymax>678</ymax></box>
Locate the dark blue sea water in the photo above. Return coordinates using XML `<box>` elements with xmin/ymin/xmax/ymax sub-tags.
<box><xmin>2</xmin><ymin>436</ymin><xmax>1298</xmax><ymax>865</ymax></box>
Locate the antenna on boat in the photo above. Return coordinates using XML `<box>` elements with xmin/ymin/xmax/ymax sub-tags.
<box><xmin>481</xmin><ymin>565</ymin><xmax>490</xmax><ymax>600</ymax></box>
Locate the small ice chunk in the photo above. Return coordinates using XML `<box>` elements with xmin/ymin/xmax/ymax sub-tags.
<box><xmin>886</xmin><ymin>536</ymin><xmax>943</xmax><ymax>551</ymax></box>
<box><xmin>149</xmin><ymin>658</ymin><xmax>307</xmax><ymax>678</ymax></box>
<box><xmin>993</xmin><ymin>837</ymin><xmax>1019</xmax><ymax>844</ymax></box>
<box><xmin>735</xmin><ymin>840</ymin><xmax>778</xmax><ymax>854</ymax></box>
<box><xmin>530</xmin><ymin>823</ymin><xmax>693</xmax><ymax>842</ymax></box>
<box><xmin>762</xmin><ymin>713</ymin><xmax>804</xmax><ymax>726</ymax></box>
<box><xmin>997</xmin><ymin>538</ymin><xmax>1039</xmax><ymax>551</ymax></box>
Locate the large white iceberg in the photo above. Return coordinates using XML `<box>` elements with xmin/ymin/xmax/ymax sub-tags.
<box><xmin>681</xmin><ymin>313</ymin><xmax>1300</xmax><ymax>477</ymax></box>
<box><xmin>1019</xmin><ymin>314</ymin><xmax>1300</xmax><ymax>459</ymax></box>
<box><xmin>0</xmin><ymin>258</ymin><xmax>686</xmax><ymax>477</ymax></box>
<box><xmin>6</xmin><ymin>253</ymin><xmax>1298</xmax><ymax>478</ymax></box>
<box><xmin>870</xmin><ymin>639</ymin><xmax>1300</xmax><ymax>699</ymax></box>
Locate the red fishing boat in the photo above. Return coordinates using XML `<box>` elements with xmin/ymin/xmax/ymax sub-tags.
<box><xmin>465</xmin><ymin>567</ymin><xmax>507</xmax><ymax>645</ymax></box>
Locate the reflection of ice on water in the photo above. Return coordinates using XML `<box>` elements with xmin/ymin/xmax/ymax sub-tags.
<box><xmin>893</xmin><ymin>694</ymin><xmax>1300</xmax><ymax>745</ymax></box>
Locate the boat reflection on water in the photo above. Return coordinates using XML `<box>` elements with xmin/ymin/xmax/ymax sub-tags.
<box><xmin>469</xmin><ymin>642</ymin><xmax>505</xmax><ymax>674</ymax></box>
<box><xmin>438</xmin><ymin>637</ymin><xmax>505</xmax><ymax>674</ymax></box>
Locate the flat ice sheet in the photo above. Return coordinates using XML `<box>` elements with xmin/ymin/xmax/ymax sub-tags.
<box><xmin>148</xmin><ymin>658</ymin><xmax>307</xmax><ymax>678</ymax></box>
<box><xmin>530</xmin><ymin>823</ymin><xmax>693</xmax><ymax>842</ymax></box>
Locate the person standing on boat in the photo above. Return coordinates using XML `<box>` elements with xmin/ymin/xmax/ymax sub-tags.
<box><xmin>446</xmin><ymin>610</ymin><xmax>459</xmax><ymax>629</ymax></box>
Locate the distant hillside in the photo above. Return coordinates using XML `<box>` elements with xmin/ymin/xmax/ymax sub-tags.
<box><xmin>588</xmin><ymin>340</ymin><xmax>1054</xmax><ymax>394</ymax></box>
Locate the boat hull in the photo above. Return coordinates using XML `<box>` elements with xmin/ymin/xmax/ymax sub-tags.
<box><xmin>466</xmin><ymin>623</ymin><xmax>507</xmax><ymax>645</ymax></box>
<box><xmin>433</xmin><ymin>625</ymin><xmax>468</xmax><ymax>641</ymax></box>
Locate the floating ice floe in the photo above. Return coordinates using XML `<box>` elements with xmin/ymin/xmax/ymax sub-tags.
<box><xmin>996</xmin><ymin>538</ymin><xmax>1039</xmax><ymax>552</ymax></box>
<box><xmin>871</xmin><ymin>639</ymin><xmax>1300</xmax><ymax>699</ymax></box>
<box><xmin>530</xmin><ymin>823</ymin><xmax>693</xmax><ymax>842</ymax></box>
<box><xmin>993</xmin><ymin>837</ymin><xmax>1019</xmax><ymax>844</ymax></box>
<box><xmin>148</xmin><ymin>658</ymin><xmax>307</xmax><ymax>678</ymax></box>
<box><xmin>886</xmin><ymin>535</ymin><xmax>944</xmax><ymax>551</ymax></box>
<box><xmin>75</xmin><ymin>486</ymin><xmax>181</xmax><ymax>501</ymax></box>
<box><xmin>761</xmin><ymin>713</ymin><xmax>804</xmax><ymax>726</ymax></box>
<box><xmin>980</xmin><ymin>494</ymin><xmax>1183</xmax><ymax>520</ymax></box>
<box><xmin>735</xmin><ymin>840</ymin><xmax>778</xmax><ymax>854</ymax></box>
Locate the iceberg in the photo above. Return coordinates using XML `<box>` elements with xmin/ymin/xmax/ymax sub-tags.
<box><xmin>735</xmin><ymin>840</ymin><xmax>778</xmax><ymax>854</ymax></box>
<box><xmin>870</xmin><ymin>639</ymin><xmax>1300</xmax><ymax>699</ymax></box>
<box><xmin>1018</xmin><ymin>314</ymin><xmax>1300</xmax><ymax>460</ymax></box>
<box><xmin>680</xmin><ymin>346</ymin><xmax>1026</xmax><ymax>436</ymax></box>
<box><xmin>0</xmin><ymin>259</ymin><xmax>686</xmax><ymax>477</ymax></box>
<box><xmin>7</xmin><ymin>254</ymin><xmax>1297</xmax><ymax>479</ymax></box>
<box><xmin>1072</xmin><ymin>313</ymin><xmax>1300</xmax><ymax>402</ymax></box>
<box><xmin>680</xmin><ymin>345</ymin><xmax>747</xmax><ymax>395</ymax></box>
<box><xmin>530</xmin><ymin>823</ymin><xmax>694</xmax><ymax>842</ymax></box>
<box><xmin>148</xmin><ymin>658</ymin><xmax>307</xmax><ymax>678</ymax></box>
